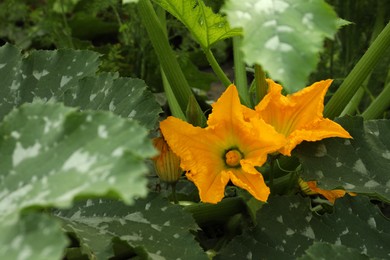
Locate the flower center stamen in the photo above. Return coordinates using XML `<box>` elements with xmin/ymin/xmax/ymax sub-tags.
<box><xmin>225</xmin><ymin>149</ymin><xmax>242</xmax><ymax>168</ymax></box>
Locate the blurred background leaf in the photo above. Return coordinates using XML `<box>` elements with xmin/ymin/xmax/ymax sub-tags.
<box><xmin>223</xmin><ymin>0</ymin><xmax>340</xmax><ymax>92</ymax></box>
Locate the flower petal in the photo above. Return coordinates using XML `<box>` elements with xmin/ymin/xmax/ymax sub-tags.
<box><xmin>241</xmin><ymin>104</ymin><xmax>257</xmax><ymax>122</ymax></box>
<box><xmin>287</xmin><ymin>79</ymin><xmax>332</xmax><ymax>129</ymax></box>
<box><xmin>307</xmin><ymin>181</ymin><xmax>346</xmax><ymax>204</ymax></box>
<box><xmin>241</xmin><ymin>117</ymin><xmax>286</xmax><ymax>165</ymax></box>
<box><xmin>208</xmin><ymin>84</ymin><xmax>285</xmax><ymax>166</ymax></box>
<box><xmin>160</xmin><ymin>117</ymin><xmax>228</xmax><ymax>203</ymax></box>
<box><xmin>160</xmin><ymin>117</ymin><xmax>224</xmax><ymax>167</ymax></box>
<box><xmin>187</xmin><ymin>169</ymin><xmax>230</xmax><ymax>204</ymax></box>
<box><xmin>254</xmin><ymin>80</ymin><xmax>287</xmax><ymax>134</ymax></box>
<box><xmin>256</xmin><ymin>79</ymin><xmax>332</xmax><ymax>136</ymax></box>
<box><xmin>208</xmin><ymin>84</ymin><xmax>246</xmax><ymax>127</ymax></box>
<box><xmin>229</xmin><ymin>167</ymin><xmax>270</xmax><ymax>202</ymax></box>
<box><xmin>254</xmin><ymin>79</ymin><xmax>351</xmax><ymax>156</ymax></box>
<box><xmin>282</xmin><ymin>118</ymin><xmax>353</xmax><ymax>155</ymax></box>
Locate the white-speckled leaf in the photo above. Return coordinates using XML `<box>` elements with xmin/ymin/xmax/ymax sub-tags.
<box><xmin>0</xmin><ymin>213</ymin><xmax>68</xmax><ymax>260</ymax></box>
<box><xmin>296</xmin><ymin>117</ymin><xmax>390</xmax><ymax>203</ymax></box>
<box><xmin>0</xmin><ymin>102</ymin><xmax>156</xmax><ymax>259</ymax></box>
<box><xmin>0</xmin><ymin>103</ymin><xmax>155</xmax><ymax>220</ymax></box>
<box><xmin>298</xmin><ymin>242</ymin><xmax>369</xmax><ymax>260</ymax></box>
<box><xmin>217</xmin><ymin>195</ymin><xmax>390</xmax><ymax>259</ymax></box>
<box><xmin>0</xmin><ymin>44</ymin><xmax>161</xmax><ymax>129</ymax></box>
<box><xmin>0</xmin><ymin>43</ymin><xmax>99</xmax><ymax>120</ymax></box>
<box><xmin>55</xmin><ymin>193</ymin><xmax>208</xmax><ymax>260</ymax></box>
<box><xmin>153</xmin><ymin>0</ymin><xmax>241</xmax><ymax>49</ymax></box>
<box><xmin>64</xmin><ymin>74</ymin><xmax>161</xmax><ymax>130</ymax></box>
<box><xmin>223</xmin><ymin>0</ymin><xmax>339</xmax><ymax>92</ymax></box>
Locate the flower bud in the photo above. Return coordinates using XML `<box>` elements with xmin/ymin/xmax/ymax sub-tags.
<box><xmin>152</xmin><ymin>136</ymin><xmax>182</xmax><ymax>183</ymax></box>
<box><xmin>186</xmin><ymin>95</ymin><xmax>206</xmax><ymax>127</ymax></box>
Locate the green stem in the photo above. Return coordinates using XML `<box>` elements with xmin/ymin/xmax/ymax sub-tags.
<box><xmin>156</xmin><ymin>7</ymin><xmax>186</xmax><ymax>120</ymax></box>
<box><xmin>340</xmin><ymin>87</ymin><xmax>365</xmax><ymax>116</ymax></box>
<box><xmin>362</xmin><ymin>81</ymin><xmax>390</xmax><ymax>120</ymax></box>
<box><xmin>204</xmin><ymin>48</ymin><xmax>231</xmax><ymax>87</ymax></box>
<box><xmin>232</xmin><ymin>36</ymin><xmax>251</xmax><ymax>107</ymax></box>
<box><xmin>254</xmin><ymin>64</ymin><xmax>268</xmax><ymax>104</ymax></box>
<box><xmin>370</xmin><ymin>0</ymin><xmax>386</xmax><ymax>42</ymax></box>
<box><xmin>183</xmin><ymin>197</ymin><xmax>246</xmax><ymax>226</ymax></box>
<box><xmin>161</xmin><ymin>69</ymin><xmax>186</xmax><ymax>120</ymax></box>
<box><xmin>340</xmin><ymin>6</ymin><xmax>386</xmax><ymax>117</ymax></box>
<box><xmin>111</xmin><ymin>3</ymin><xmax>130</xmax><ymax>45</ymax></box>
<box><xmin>137</xmin><ymin>0</ymin><xmax>205</xmax><ymax>122</ymax></box>
<box><xmin>272</xmin><ymin>170</ymin><xmax>300</xmax><ymax>195</ymax></box>
<box><xmin>59</xmin><ymin>0</ymin><xmax>73</xmax><ymax>48</ymax></box>
<box><xmin>269</xmin><ymin>156</ymin><xmax>276</xmax><ymax>195</ymax></box>
<box><xmin>324</xmin><ymin>22</ymin><xmax>390</xmax><ymax>119</ymax></box>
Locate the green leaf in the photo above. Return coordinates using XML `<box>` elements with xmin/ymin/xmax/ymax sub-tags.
<box><xmin>0</xmin><ymin>103</ymin><xmax>156</xmax><ymax>259</ymax></box>
<box><xmin>0</xmin><ymin>103</ymin><xmax>155</xmax><ymax>217</ymax></box>
<box><xmin>296</xmin><ymin>117</ymin><xmax>390</xmax><ymax>203</ymax></box>
<box><xmin>336</xmin><ymin>18</ymin><xmax>352</xmax><ymax>28</ymax></box>
<box><xmin>0</xmin><ymin>43</ymin><xmax>99</xmax><ymax>120</ymax></box>
<box><xmin>55</xmin><ymin>193</ymin><xmax>208</xmax><ymax>260</ymax></box>
<box><xmin>123</xmin><ymin>0</ymin><xmax>138</xmax><ymax>3</ymax></box>
<box><xmin>178</xmin><ymin>54</ymin><xmax>216</xmax><ymax>91</ymax></box>
<box><xmin>298</xmin><ymin>242</ymin><xmax>369</xmax><ymax>260</ymax></box>
<box><xmin>0</xmin><ymin>213</ymin><xmax>68</xmax><ymax>260</ymax></box>
<box><xmin>0</xmin><ymin>43</ymin><xmax>161</xmax><ymax>129</ymax></box>
<box><xmin>223</xmin><ymin>0</ymin><xmax>339</xmax><ymax>92</ymax></box>
<box><xmin>64</xmin><ymin>73</ymin><xmax>162</xmax><ymax>130</ymax></box>
<box><xmin>153</xmin><ymin>0</ymin><xmax>241</xmax><ymax>49</ymax></box>
<box><xmin>217</xmin><ymin>195</ymin><xmax>390</xmax><ymax>259</ymax></box>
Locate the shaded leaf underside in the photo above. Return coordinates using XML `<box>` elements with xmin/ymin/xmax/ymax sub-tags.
<box><xmin>55</xmin><ymin>193</ymin><xmax>208</xmax><ymax>260</ymax></box>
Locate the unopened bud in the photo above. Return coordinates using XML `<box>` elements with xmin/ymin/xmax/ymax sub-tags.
<box><xmin>186</xmin><ymin>95</ymin><xmax>206</xmax><ymax>127</ymax></box>
<box><xmin>152</xmin><ymin>136</ymin><xmax>182</xmax><ymax>183</ymax></box>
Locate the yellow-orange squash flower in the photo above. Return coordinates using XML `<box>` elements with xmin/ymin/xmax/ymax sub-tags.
<box><xmin>245</xmin><ymin>79</ymin><xmax>352</xmax><ymax>156</ymax></box>
<box><xmin>299</xmin><ymin>179</ymin><xmax>356</xmax><ymax>204</ymax></box>
<box><xmin>160</xmin><ymin>85</ymin><xmax>285</xmax><ymax>204</ymax></box>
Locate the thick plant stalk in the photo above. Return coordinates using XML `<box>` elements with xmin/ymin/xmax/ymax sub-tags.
<box><xmin>254</xmin><ymin>64</ymin><xmax>268</xmax><ymax>104</ymax></box>
<box><xmin>362</xmin><ymin>81</ymin><xmax>390</xmax><ymax>120</ymax></box>
<box><xmin>340</xmin><ymin>87</ymin><xmax>365</xmax><ymax>116</ymax></box>
<box><xmin>340</xmin><ymin>4</ymin><xmax>386</xmax><ymax>117</ymax></box>
<box><xmin>161</xmin><ymin>69</ymin><xmax>186</xmax><ymax>120</ymax></box>
<box><xmin>324</xmin><ymin>22</ymin><xmax>390</xmax><ymax>119</ymax></box>
<box><xmin>156</xmin><ymin>6</ymin><xmax>186</xmax><ymax>120</ymax></box>
<box><xmin>137</xmin><ymin>0</ymin><xmax>205</xmax><ymax>122</ymax></box>
<box><xmin>232</xmin><ymin>36</ymin><xmax>251</xmax><ymax>107</ymax></box>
